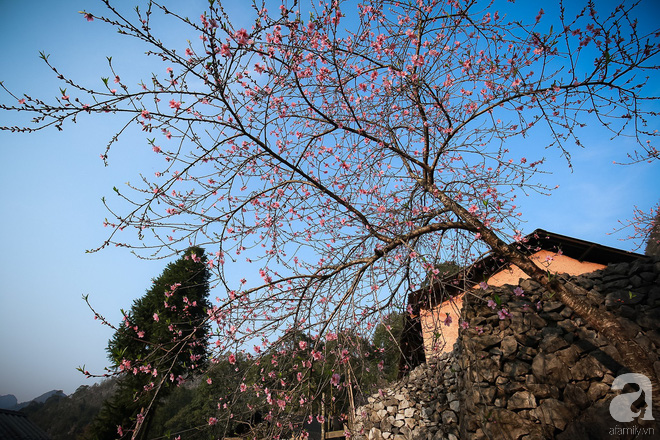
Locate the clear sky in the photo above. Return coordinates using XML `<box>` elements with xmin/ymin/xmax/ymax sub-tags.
<box><xmin>0</xmin><ymin>0</ymin><xmax>659</xmax><ymax>403</ymax></box>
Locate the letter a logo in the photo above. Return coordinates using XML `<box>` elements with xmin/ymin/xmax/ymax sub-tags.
<box><xmin>609</xmin><ymin>373</ymin><xmax>654</xmax><ymax>422</ymax></box>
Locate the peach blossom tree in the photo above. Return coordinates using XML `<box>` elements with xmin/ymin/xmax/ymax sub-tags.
<box><xmin>2</xmin><ymin>0</ymin><xmax>660</xmax><ymax>437</ymax></box>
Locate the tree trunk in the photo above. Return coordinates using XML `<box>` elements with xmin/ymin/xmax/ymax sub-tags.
<box><xmin>430</xmin><ymin>186</ymin><xmax>660</xmax><ymax>414</ymax></box>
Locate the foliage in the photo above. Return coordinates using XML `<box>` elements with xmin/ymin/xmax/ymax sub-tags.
<box><xmin>88</xmin><ymin>246</ymin><xmax>211</xmax><ymax>439</ymax></box>
<box><xmin>2</xmin><ymin>0</ymin><xmax>660</xmax><ymax>436</ymax></box>
<box><xmin>372</xmin><ymin>312</ymin><xmax>404</xmax><ymax>382</ymax></box>
<box><xmin>644</xmin><ymin>205</ymin><xmax>660</xmax><ymax>256</ymax></box>
<box><xmin>19</xmin><ymin>379</ymin><xmax>118</xmax><ymax>440</ymax></box>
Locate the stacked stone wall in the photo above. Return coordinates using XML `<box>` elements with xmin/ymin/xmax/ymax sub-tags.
<box><xmin>353</xmin><ymin>257</ymin><xmax>660</xmax><ymax>439</ymax></box>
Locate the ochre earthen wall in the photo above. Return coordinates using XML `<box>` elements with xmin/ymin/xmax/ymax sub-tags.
<box><xmin>420</xmin><ymin>252</ymin><xmax>606</xmax><ymax>356</ymax></box>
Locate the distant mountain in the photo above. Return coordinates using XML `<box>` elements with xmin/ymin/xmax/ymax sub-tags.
<box><xmin>31</xmin><ymin>390</ymin><xmax>66</xmax><ymax>405</ymax></box>
<box><xmin>0</xmin><ymin>394</ymin><xmax>18</xmax><ymax>409</ymax></box>
<box><xmin>19</xmin><ymin>379</ymin><xmax>118</xmax><ymax>440</ymax></box>
<box><xmin>0</xmin><ymin>390</ymin><xmax>67</xmax><ymax>410</ymax></box>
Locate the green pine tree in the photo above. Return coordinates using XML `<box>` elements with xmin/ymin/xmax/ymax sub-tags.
<box><xmin>645</xmin><ymin>208</ymin><xmax>660</xmax><ymax>257</ymax></box>
<box><xmin>88</xmin><ymin>247</ymin><xmax>211</xmax><ymax>440</ymax></box>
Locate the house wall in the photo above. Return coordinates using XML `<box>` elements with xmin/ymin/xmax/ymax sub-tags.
<box><xmin>486</xmin><ymin>250</ymin><xmax>606</xmax><ymax>287</ymax></box>
<box><xmin>353</xmin><ymin>257</ymin><xmax>660</xmax><ymax>439</ymax></box>
<box><xmin>420</xmin><ymin>251</ymin><xmax>606</xmax><ymax>357</ymax></box>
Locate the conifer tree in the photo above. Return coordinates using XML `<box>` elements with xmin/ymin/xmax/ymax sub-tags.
<box><xmin>645</xmin><ymin>208</ymin><xmax>660</xmax><ymax>257</ymax></box>
<box><xmin>89</xmin><ymin>247</ymin><xmax>211</xmax><ymax>439</ymax></box>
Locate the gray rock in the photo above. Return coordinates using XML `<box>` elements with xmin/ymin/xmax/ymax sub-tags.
<box><xmin>539</xmin><ymin>334</ymin><xmax>569</xmax><ymax>353</ymax></box>
<box><xmin>470</xmin><ymin>334</ymin><xmax>502</xmax><ymax>352</ymax></box>
<box><xmin>586</xmin><ymin>382</ymin><xmax>609</xmax><ymax>402</ymax></box>
<box><xmin>507</xmin><ymin>391</ymin><xmax>537</xmax><ymax>410</ymax></box>
<box><xmin>441</xmin><ymin>410</ymin><xmax>458</xmax><ymax>424</ymax></box>
<box><xmin>503</xmin><ymin>360</ymin><xmax>531</xmax><ymax>377</ymax></box>
<box><xmin>485</xmin><ymin>408</ymin><xmax>541</xmax><ymax>439</ymax></box>
<box><xmin>526</xmin><ymin>383</ymin><xmax>560</xmax><ymax>399</ymax></box>
<box><xmin>524</xmin><ymin>314</ymin><xmax>548</xmax><ymax>329</ymax></box>
<box><xmin>531</xmin><ymin>353</ymin><xmax>570</xmax><ymax>387</ymax></box>
<box><xmin>605</xmin><ymin>290</ymin><xmax>644</xmax><ymax>306</ymax></box>
<box><xmin>571</xmin><ymin>356</ymin><xmax>605</xmax><ymax>381</ymax></box>
<box><xmin>501</xmin><ymin>335</ymin><xmax>518</xmax><ymax>358</ymax></box>
<box><xmin>521</xmin><ymin>279</ymin><xmax>541</xmax><ymax>291</ymax></box>
<box><xmin>530</xmin><ymin>399</ymin><xmax>573</xmax><ymax>430</ymax></box>
<box><xmin>555</xmin><ymin>345</ymin><xmax>580</xmax><ymax>365</ymax></box>
<box><xmin>543</xmin><ymin>301</ymin><xmax>564</xmax><ymax>312</ymax></box>
<box><xmin>563</xmin><ymin>383</ymin><xmax>590</xmax><ymax>410</ymax></box>
<box><xmin>556</xmin><ymin>319</ymin><xmax>577</xmax><ymax>333</ymax></box>
<box><xmin>368</xmin><ymin>427</ymin><xmax>383</xmax><ymax>440</ymax></box>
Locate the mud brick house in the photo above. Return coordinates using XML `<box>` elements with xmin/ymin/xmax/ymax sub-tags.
<box><xmin>354</xmin><ymin>230</ymin><xmax>659</xmax><ymax>439</ymax></box>
<box><xmin>411</xmin><ymin>229</ymin><xmax>646</xmax><ymax>362</ymax></box>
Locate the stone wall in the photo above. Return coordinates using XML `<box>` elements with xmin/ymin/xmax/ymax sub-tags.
<box><xmin>352</xmin><ymin>353</ymin><xmax>460</xmax><ymax>440</ymax></box>
<box><xmin>353</xmin><ymin>256</ymin><xmax>660</xmax><ymax>439</ymax></box>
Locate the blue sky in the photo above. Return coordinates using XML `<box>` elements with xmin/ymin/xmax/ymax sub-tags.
<box><xmin>0</xmin><ymin>0</ymin><xmax>659</xmax><ymax>402</ymax></box>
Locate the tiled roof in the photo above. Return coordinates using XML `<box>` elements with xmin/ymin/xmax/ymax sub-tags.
<box><xmin>0</xmin><ymin>409</ymin><xmax>51</xmax><ymax>440</ymax></box>
<box><xmin>415</xmin><ymin>228</ymin><xmax>646</xmax><ymax>306</ymax></box>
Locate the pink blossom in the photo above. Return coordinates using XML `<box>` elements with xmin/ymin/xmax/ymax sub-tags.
<box><xmin>487</xmin><ymin>299</ymin><xmax>496</xmax><ymax>309</ymax></box>
<box><xmin>114</xmin><ymin>76</ymin><xmax>120</xmax><ymax>83</ymax></box>
<box><xmin>169</xmin><ymin>100</ymin><xmax>181</xmax><ymax>111</ymax></box>
<box><xmin>479</xmin><ymin>282</ymin><xmax>489</xmax><ymax>290</ymax></box>
<box><xmin>330</xmin><ymin>373</ymin><xmax>340</xmax><ymax>387</ymax></box>
<box><xmin>497</xmin><ymin>308</ymin><xmax>511</xmax><ymax>320</ymax></box>
<box><xmin>411</xmin><ymin>54</ymin><xmax>425</xmax><ymax>66</ymax></box>
<box><xmin>141</xmin><ymin>109</ymin><xmax>151</xmax><ymax>119</ymax></box>
<box><xmin>137</xmin><ymin>330</ymin><xmax>145</xmax><ymax>338</ymax></box>
<box><xmin>513</xmin><ymin>287</ymin><xmax>524</xmax><ymax>296</ymax></box>
<box><xmin>299</xmin><ymin>340</ymin><xmax>308</xmax><ymax>350</ymax></box>
<box><xmin>18</xmin><ymin>98</ymin><xmax>25</xmax><ymax>105</ymax></box>
<box><xmin>468</xmin><ymin>205</ymin><xmax>478</xmax><ymax>214</ymax></box>
<box><xmin>235</xmin><ymin>29</ymin><xmax>249</xmax><ymax>46</ymax></box>
<box><xmin>110</xmin><ymin>89</ymin><xmax>117</xmax><ymax>94</ymax></box>
<box><xmin>84</xmin><ymin>13</ymin><xmax>94</xmax><ymax>22</ymax></box>
<box><xmin>443</xmin><ymin>313</ymin><xmax>452</xmax><ymax>326</ymax></box>
<box><xmin>208</xmin><ymin>417</ymin><xmax>217</xmax><ymax>425</ymax></box>
<box><xmin>152</xmin><ymin>145</ymin><xmax>161</xmax><ymax>153</ymax></box>
<box><xmin>460</xmin><ymin>320</ymin><xmax>469</xmax><ymax>329</ymax></box>
<box><xmin>166</xmin><ymin>67</ymin><xmax>173</xmax><ymax>74</ymax></box>
<box><xmin>228</xmin><ymin>353</ymin><xmax>236</xmax><ymax>364</ymax></box>
<box><xmin>535</xmin><ymin>8</ymin><xmax>545</xmax><ymax>22</ymax></box>
<box><xmin>221</xmin><ymin>44</ymin><xmax>231</xmax><ymax>57</ymax></box>
<box><xmin>153</xmin><ymin>313</ymin><xmax>159</xmax><ymax>322</ymax></box>
<box><xmin>207</xmin><ymin>377</ymin><xmax>212</xmax><ymax>384</ymax></box>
